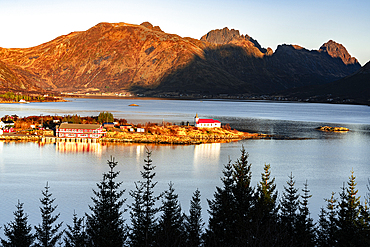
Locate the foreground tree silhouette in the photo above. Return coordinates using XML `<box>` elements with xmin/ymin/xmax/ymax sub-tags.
<box><xmin>296</xmin><ymin>180</ymin><xmax>316</xmax><ymax>246</ymax></box>
<box><xmin>85</xmin><ymin>156</ymin><xmax>127</xmax><ymax>247</ymax></box>
<box><xmin>205</xmin><ymin>159</ymin><xmax>236</xmax><ymax>246</ymax></box>
<box><xmin>336</xmin><ymin>170</ymin><xmax>368</xmax><ymax>245</ymax></box>
<box><xmin>64</xmin><ymin>212</ymin><xmax>87</xmax><ymax>247</ymax></box>
<box><xmin>156</xmin><ymin>182</ymin><xmax>184</xmax><ymax>246</ymax></box>
<box><xmin>1</xmin><ymin>200</ymin><xmax>34</xmax><ymax>247</ymax></box>
<box><xmin>34</xmin><ymin>183</ymin><xmax>64</xmax><ymax>247</ymax></box>
<box><xmin>129</xmin><ymin>148</ymin><xmax>162</xmax><ymax>247</ymax></box>
<box><xmin>252</xmin><ymin>163</ymin><xmax>282</xmax><ymax>246</ymax></box>
<box><xmin>279</xmin><ymin>172</ymin><xmax>300</xmax><ymax>246</ymax></box>
<box><xmin>184</xmin><ymin>189</ymin><xmax>204</xmax><ymax>247</ymax></box>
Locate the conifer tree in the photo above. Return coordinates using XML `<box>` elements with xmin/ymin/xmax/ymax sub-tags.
<box><xmin>156</xmin><ymin>182</ymin><xmax>184</xmax><ymax>247</ymax></box>
<box><xmin>279</xmin><ymin>172</ymin><xmax>299</xmax><ymax>245</ymax></box>
<box><xmin>85</xmin><ymin>156</ymin><xmax>127</xmax><ymax>247</ymax></box>
<box><xmin>205</xmin><ymin>159</ymin><xmax>237</xmax><ymax>246</ymax></box>
<box><xmin>316</xmin><ymin>207</ymin><xmax>330</xmax><ymax>247</ymax></box>
<box><xmin>296</xmin><ymin>180</ymin><xmax>316</xmax><ymax>246</ymax></box>
<box><xmin>256</xmin><ymin>163</ymin><xmax>278</xmax><ymax>219</ymax></box>
<box><xmin>253</xmin><ymin>163</ymin><xmax>282</xmax><ymax>246</ymax></box>
<box><xmin>336</xmin><ymin>170</ymin><xmax>363</xmax><ymax>245</ymax></box>
<box><xmin>34</xmin><ymin>183</ymin><xmax>64</xmax><ymax>247</ymax></box>
<box><xmin>64</xmin><ymin>212</ymin><xmax>87</xmax><ymax>247</ymax></box>
<box><xmin>231</xmin><ymin>145</ymin><xmax>255</xmax><ymax>245</ymax></box>
<box><xmin>184</xmin><ymin>189</ymin><xmax>204</xmax><ymax>247</ymax></box>
<box><xmin>1</xmin><ymin>200</ymin><xmax>34</xmax><ymax>247</ymax></box>
<box><xmin>358</xmin><ymin>179</ymin><xmax>370</xmax><ymax>243</ymax></box>
<box><xmin>317</xmin><ymin>192</ymin><xmax>338</xmax><ymax>247</ymax></box>
<box><xmin>129</xmin><ymin>148</ymin><xmax>162</xmax><ymax>247</ymax></box>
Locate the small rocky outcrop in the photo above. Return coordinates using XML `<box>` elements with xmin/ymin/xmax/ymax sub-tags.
<box><xmin>316</xmin><ymin>126</ymin><xmax>349</xmax><ymax>132</ymax></box>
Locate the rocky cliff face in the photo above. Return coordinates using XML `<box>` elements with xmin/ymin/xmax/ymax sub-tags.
<box><xmin>0</xmin><ymin>22</ymin><xmax>362</xmax><ymax>96</ymax></box>
<box><xmin>319</xmin><ymin>40</ymin><xmax>359</xmax><ymax>65</ymax></box>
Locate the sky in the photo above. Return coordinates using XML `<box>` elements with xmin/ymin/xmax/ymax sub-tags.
<box><xmin>0</xmin><ymin>0</ymin><xmax>369</xmax><ymax>65</ymax></box>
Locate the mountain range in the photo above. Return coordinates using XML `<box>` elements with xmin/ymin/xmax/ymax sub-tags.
<box><xmin>0</xmin><ymin>21</ymin><xmax>367</xmax><ymax>104</ymax></box>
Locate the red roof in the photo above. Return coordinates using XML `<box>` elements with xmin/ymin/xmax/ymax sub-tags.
<box><xmin>197</xmin><ymin>119</ymin><xmax>220</xmax><ymax>124</ymax></box>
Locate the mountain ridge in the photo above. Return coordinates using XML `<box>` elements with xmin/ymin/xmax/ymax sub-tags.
<box><xmin>0</xmin><ymin>22</ymin><xmax>364</xmax><ymax>101</ymax></box>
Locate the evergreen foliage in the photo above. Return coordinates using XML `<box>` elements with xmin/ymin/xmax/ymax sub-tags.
<box><xmin>184</xmin><ymin>189</ymin><xmax>204</xmax><ymax>247</ymax></box>
<box><xmin>129</xmin><ymin>148</ymin><xmax>162</xmax><ymax>247</ymax></box>
<box><xmin>1</xmin><ymin>200</ymin><xmax>34</xmax><ymax>247</ymax></box>
<box><xmin>64</xmin><ymin>212</ymin><xmax>87</xmax><ymax>247</ymax></box>
<box><xmin>2</xmin><ymin>148</ymin><xmax>370</xmax><ymax>246</ymax></box>
<box><xmin>253</xmin><ymin>163</ymin><xmax>282</xmax><ymax>246</ymax></box>
<box><xmin>156</xmin><ymin>182</ymin><xmax>184</xmax><ymax>246</ymax></box>
<box><xmin>317</xmin><ymin>192</ymin><xmax>338</xmax><ymax>246</ymax></box>
<box><xmin>205</xmin><ymin>159</ymin><xmax>237</xmax><ymax>246</ymax></box>
<box><xmin>34</xmin><ymin>183</ymin><xmax>64</xmax><ymax>247</ymax></box>
<box><xmin>279</xmin><ymin>172</ymin><xmax>300</xmax><ymax>245</ymax></box>
<box><xmin>296</xmin><ymin>180</ymin><xmax>316</xmax><ymax>246</ymax></box>
<box><xmin>97</xmin><ymin>112</ymin><xmax>114</xmax><ymax>123</ymax></box>
<box><xmin>336</xmin><ymin>170</ymin><xmax>364</xmax><ymax>245</ymax></box>
<box><xmin>85</xmin><ymin>156</ymin><xmax>127</xmax><ymax>247</ymax></box>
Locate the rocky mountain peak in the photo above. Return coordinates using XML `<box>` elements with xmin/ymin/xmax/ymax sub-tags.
<box><xmin>200</xmin><ymin>27</ymin><xmax>241</xmax><ymax>44</ymax></box>
<box><xmin>140</xmin><ymin>22</ymin><xmax>163</xmax><ymax>32</ymax></box>
<box><xmin>319</xmin><ymin>40</ymin><xmax>359</xmax><ymax>65</ymax></box>
<box><xmin>200</xmin><ymin>27</ymin><xmax>267</xmax><ymax>54</ymax></box>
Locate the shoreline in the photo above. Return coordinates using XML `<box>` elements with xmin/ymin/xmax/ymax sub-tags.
<box><xmin>63</xmin><ymin>94</ymin><xmax>370</xmax><ymax>106</ymax></box>
<box><xmin>0</xmin><ymin>133</ymin><xmax>271</xmax><ymax>145</ymax></box>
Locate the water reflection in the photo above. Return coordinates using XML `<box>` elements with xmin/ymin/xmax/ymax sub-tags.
<box><xmin>194</xmin><ymin>143</ymin><xmax>221</xmax><ymax>171</ymax></box>
<box><xmin>55</xmin><ymin>142</ymin><xmax>103</xmax><ymax>155</ymax></box>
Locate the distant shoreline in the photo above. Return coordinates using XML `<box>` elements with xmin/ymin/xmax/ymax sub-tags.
<box><xmin>63</xmin><ymin>93</ymin><xmax>370</xmax><ymax>106</ymax></box>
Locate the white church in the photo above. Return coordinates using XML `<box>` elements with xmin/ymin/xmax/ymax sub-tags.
<box><xmin>194</xmin><ymin>113</ymin><xmax>221</xmax><ymax>128</ymax></box>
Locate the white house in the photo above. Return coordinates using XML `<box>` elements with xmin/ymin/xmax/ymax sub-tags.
<box><xmin>194</xmin><ymin>114</ymin><xmax>221</xmax><ymax>128</ymax></box>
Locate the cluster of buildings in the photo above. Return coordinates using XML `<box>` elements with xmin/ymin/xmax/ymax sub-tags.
<box><xmin>0</xmin><ymin>120</ymin><xmax>15</xmax><ymax>135</ymax></box>
<box><xmin>1</xmin><ymin>114</ymin><xmax>222</xmax><ymax>139</ymax></box>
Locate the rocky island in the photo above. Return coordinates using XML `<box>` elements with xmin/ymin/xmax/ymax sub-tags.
<box><xmin>0</xmin><ymin>113</ymin><xmax>268</xmax><ymax>145</ymax></box>
<box><xmin>316</xmin><ymin>126</ymin><xmax>350</xmax><ymax>132</ymax></box>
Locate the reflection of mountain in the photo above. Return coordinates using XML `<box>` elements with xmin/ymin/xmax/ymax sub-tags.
<box><xmin>56</xmin><ymin>142</ymin><xmax>103</xmax><ymax>154</ymax></box>
<box><xmin>193</xmin><ymin>143</ymin><xmax>221</xmax><ymax>169</ymax></box>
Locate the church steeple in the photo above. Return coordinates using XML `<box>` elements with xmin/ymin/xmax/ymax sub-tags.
<box><xmin>194</xmin><ymin>113</ymin><xmax>199</xmax><ymax>126</ymax></box>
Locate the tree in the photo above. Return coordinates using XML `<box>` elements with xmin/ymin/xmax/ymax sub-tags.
<box><xmin>184</xmin><ymin>189</ymin><xmax>204</xmax><ymax>247</ymax></box>
<box><xmin>230</xmin><ymin>145</ymin><xmax>255</xmax><ymax>245</ymax></box>
<box><xmin>316</xmin><ymin>192</ymin><xmax>338</xmax><ymax>247</ymax></box>
<box><xmin>97</xmin><ymin>112</ymin><xmax>114</xmax><ymax>124</ymax></box>
<box><xmin>279</xmin><ymin>172</ymin><xmax>300</xmax><ymax>245</ymax></box>
<box><xmin>253</xmin><ymin>163</ymin><xmax>282</xmax><ymax>246</ymax></box>
<box><xmin>129</xmin><ymin>148</ymin><xmax>162</xmax><ymax>247</ymax></box>
<box><xmin>296</xmin><ymin>180</ymin><xmax>316</xmax><ymax>246</ymax></box>
<box><xmin>336</xmin><ymin>170</ymin><xmax>363</xmax><ymax>245</ymax></box>
<box><xmin>85</xmin><ymin>156</ymin><xmax>127</xmax><ymax>247</ymax></box>
<box><xmin>1</xmin><ymin>200</ymin><xmax>34</xmax><ymax>247</ymax></box>
<box><xmin>64</xmin><ymin>212</ymin><xmax>87</xmax><ymax>247</ymax></box>
<box><xmin>34</xmin><ymin>183</ymin><xmax>64</xmax><ymax>247</ymax></box>
<box><xmin>205</xmin><ymin>159</ymin><xmax>237</xmax><ymax>246</ymax></box>
<box><xmin>156</xmin><ymin>182</ymin><xmax>184</xmax><ymax>247</ymax></box>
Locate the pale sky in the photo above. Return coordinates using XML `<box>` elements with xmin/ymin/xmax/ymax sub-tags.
<box><xmin>0</xmin><ymin>0</ymin><xmax>369</xmax><ymax>65</ymax></box>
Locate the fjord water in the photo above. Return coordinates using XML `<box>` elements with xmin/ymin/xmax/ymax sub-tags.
<box><xmin>0</xmin><ymin>98</ymin><xmax>369</xmax><ymax>228</ymax></box>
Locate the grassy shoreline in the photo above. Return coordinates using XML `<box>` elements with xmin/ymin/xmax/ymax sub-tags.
<box><xmin>0</xmin><ymin>126</ymin><xmax>269</xmax><ymax>145</ymax></box>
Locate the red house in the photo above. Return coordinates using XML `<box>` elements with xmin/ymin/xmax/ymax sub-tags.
<box><xmin>56</xmin><ymin>123</ymin><xmax>104</xmax><ymax>138</ymax></box>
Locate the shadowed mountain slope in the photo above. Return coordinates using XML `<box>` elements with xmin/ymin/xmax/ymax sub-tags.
<box><xmin>276</xmin><ymin>61</ymin><xmax>370</xmax><ymax>104</ymax></box>
<box><xmin>0</xmin><ymin>22</ymin><xmax>362</xmax><ymax>97</ymax></box>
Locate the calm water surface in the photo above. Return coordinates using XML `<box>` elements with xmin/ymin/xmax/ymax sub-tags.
<box><xmin>0</xmin><ymin>98</ymin><xmax>369</xmax><ymax>228</ymax></box>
